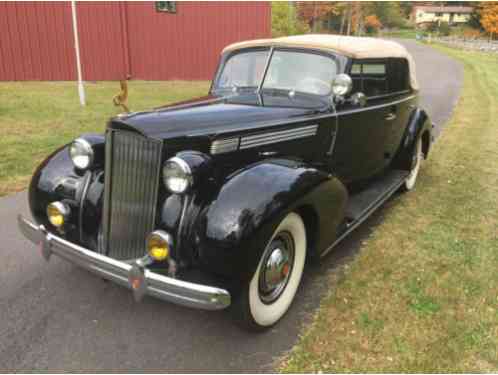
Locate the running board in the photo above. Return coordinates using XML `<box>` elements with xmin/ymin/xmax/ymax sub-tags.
<box><xmin>321</xmin><ymin>169</ymin><xmax>409</xmax><ymax>258</ymax></box>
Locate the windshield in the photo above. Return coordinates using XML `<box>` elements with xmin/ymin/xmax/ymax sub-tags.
<box><xmin>217</xmin><ymin>50</ymin><xmax>269</xmax><ymax>90</ymax></box>
<box><xmin>216</xmin><ymin>49</ymin><xmax>338</xmax><ymax>96</ymax></box>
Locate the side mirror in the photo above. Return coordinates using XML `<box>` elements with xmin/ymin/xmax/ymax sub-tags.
<box><xmin>331</xmin><ymin>74</ymin><xmax>353</xmax><ymax>98</ymax></box>
<box><xmin>350</xmin><ymin>92</ymin><xmax>367</xmax><ymax>107</ymax></box>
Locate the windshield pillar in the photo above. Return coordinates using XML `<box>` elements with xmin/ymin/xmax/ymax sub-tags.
<box><xmin>257</xmin><ymin>47</ymin><xmax>274</xmax><ymax>94</ymax></box>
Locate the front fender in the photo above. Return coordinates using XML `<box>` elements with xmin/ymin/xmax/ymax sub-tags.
<box><xmin>29</xmin><ymin>144</ymin><xmax>78</xmax><ymax>228</ymax></box>
<box><xmin>194</xmin><ymin>158</ymin><xmax>347</xmax><ymax>280</ymax></box>
<box><xmin>28</xmin><ymin>134</ymin><xmax>105</xmax><ymax>244</ymax></box>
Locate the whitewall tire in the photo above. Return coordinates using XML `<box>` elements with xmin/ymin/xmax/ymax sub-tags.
<box><xmin>402</xmin><ymin>138</ymin><xmax>423</xmax><ymax>191</ymax></box>
<box><xmin>234</xmin><ymin>212</ymin><xmax>306</xmax><ymax>331</ymax></box>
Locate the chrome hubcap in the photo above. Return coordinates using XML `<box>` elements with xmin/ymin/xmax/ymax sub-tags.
<box><xmin>259</xmin><ymin>231</ymin><xmax>294</xmax><ymax>304</ymax></box>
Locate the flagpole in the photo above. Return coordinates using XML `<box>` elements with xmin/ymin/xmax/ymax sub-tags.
<box><xmin>71</xmin><ymin>1</ymin><xmax>86</xmax><ymax>106</ymax></box>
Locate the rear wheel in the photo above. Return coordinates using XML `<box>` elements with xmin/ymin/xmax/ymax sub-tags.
<box><xmin>234</xmin><ymin>212</ymin><xmax>306</xmax><ymax>331</ymax></box>
<box><xmin>402</xmin><ymin>138</ymin><xmax>423</xmax><ymax>192</ymax></box>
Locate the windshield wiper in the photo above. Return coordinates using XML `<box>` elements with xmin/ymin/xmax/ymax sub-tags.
<box><xmin>260</xmin><ymin>87</ymin><xmax>294</xmax><ymax>97</ymax></box>
<box><xmin>231</xmin><ymin>85</ymin><xmax>258</xmax><ymax>93</ymax></box>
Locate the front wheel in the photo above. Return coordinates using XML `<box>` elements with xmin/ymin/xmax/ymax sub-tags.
<box><xmin>233</xmin><ymin>212</ymin><xmax>306</xmax><ymax>331</ymax></box>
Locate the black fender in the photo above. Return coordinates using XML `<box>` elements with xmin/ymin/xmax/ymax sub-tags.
<box><xmin>392</xmin><ymin>108</ymin><xmax>433</xmax><ymax>171</ymax></box>
<box><xmin>28</xmin><ymin>134</ymin><xmax>105</xmax><ymax>245</ymax></box>
<box><xmin>193</xmin><ymin>158</ymin><xmax>348</xmax><ymax>281</ymax></box>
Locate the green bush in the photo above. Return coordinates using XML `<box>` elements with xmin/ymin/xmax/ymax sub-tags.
<box><xmin>426</xmin><ymin>21</ymin><xmax>451</xmax><ymax>36</ymax></box>
<box><xmin>271</xmin><ymin>2</ymin><xmax>309</xmax><ymax>37</ymax></box>
<box><xmin>439</xmin><ymin>21</ymin><xmax>451</xmax><ymax>36</ymax></box>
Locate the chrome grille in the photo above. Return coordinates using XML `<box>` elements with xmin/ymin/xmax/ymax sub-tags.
<box><xmin>102</xmin><ymin>130</ymin><xmax>163</xmax><ymax>260</ymax></box>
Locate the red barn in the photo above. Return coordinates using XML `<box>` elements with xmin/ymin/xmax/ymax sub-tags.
<box><xmin>0</xmin><ymin>1</ymin><xmax>271</xmax><ymax>81</ymax></box>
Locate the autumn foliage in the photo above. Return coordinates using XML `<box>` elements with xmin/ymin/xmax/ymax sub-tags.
<box><xmin>479</xmin><ymin>2</ymin><xmax>498</xmax><ymax>37</ymax></box>
<box><xmin>364</xmin><ymin>15</ymin><xmax>383</xmax><ymax>33</ymax></box>
<box><xmin>296</xmin><ymin>2</ymin><xmax>339</xmax><ymax>27</ymax></box>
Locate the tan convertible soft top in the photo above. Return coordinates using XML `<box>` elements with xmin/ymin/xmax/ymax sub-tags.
<box><xmin>223</xmin><ymin>34</ymin><xmax>418</xmax><ymax>90</ymax></box>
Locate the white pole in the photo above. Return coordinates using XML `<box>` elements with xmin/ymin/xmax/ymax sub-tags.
<box><xmin>71</xmin><ymin>1</ymin><xmax>85</xmax><ymax>106</ymax></box>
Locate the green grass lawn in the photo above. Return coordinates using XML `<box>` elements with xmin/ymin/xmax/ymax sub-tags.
<box><xmin>280</xmin><ymin>46</ymin><xmax>498</xmax><ymax>372</ymax></box>
<box><xmin>0</xmin><ymin>81</ymin><xmax>209</xmax><ymax>196</ymax></box>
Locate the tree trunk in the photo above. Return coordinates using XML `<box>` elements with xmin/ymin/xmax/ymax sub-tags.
<box><xmin>312</xmin><ymin>2</ymin><xmax>318</xmax><ymax>33</ymax></box>
<box><xmin>356</xmin><ymin>4</ymin><xmax>362</xmax><ymax>36</ymax></box>
<box><xmin>346</xmin><ymin>3</ymin><xmax>352</xmax><ymax>36</ymax></box>
<box><xmin>339</xmin><ymin>10</ymin><xmax>346</xmax><ymax>35</ymax></box>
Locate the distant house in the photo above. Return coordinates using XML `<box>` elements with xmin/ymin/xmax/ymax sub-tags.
<box><xmin>412</xmin><ymin>5</ymin><xmax>473</xmax><ymax>27</ymax></box>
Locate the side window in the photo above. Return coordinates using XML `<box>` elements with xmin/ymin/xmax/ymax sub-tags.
<box><xmin>362</xmin><ymin>62</ymin><xmax>387</xmax><ymax>97</ymax></box>
<box><xmin>349</xmin><ymin>60</ymin><xmax>388</xmax><ymax>97</ymax></box>
<box><xmin>388</xmin><ymin>58</ymin><xmax>409</xmax><ymax>93</ymax></box>
<box><xmin>350</xmin><ymin>63</ymin><xmax>362</xmax><ymax>93</ymax></box>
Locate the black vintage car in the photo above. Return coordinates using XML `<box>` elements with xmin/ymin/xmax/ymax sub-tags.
<box><xmin>19</xmin><ymin>35</ymin><xmax>433</xmax><ymax>330</ymax></box>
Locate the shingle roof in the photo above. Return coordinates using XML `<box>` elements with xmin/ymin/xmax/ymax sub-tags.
<box><xmin>415</xmin><ymin>6</ymin><xmax>473</xmax><ymax>14</ymax></box>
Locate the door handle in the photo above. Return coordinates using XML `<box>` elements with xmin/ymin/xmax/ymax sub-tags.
<box><xmin>385</xmin><ymin>113</ymin><xmax>397</xmax><ymax>121</ymax></box>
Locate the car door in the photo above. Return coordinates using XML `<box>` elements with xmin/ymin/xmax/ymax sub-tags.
<box><xmin>384</xmin><ymin>58</ymin><xmax>415</xmax><ymax>158</ymax></box>
<box><xmin>328</xmin><ymin>59</ymin><xmax>391</xmax><ymax>184</ymax></box>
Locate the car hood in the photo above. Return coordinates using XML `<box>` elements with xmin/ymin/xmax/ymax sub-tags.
<box><xmin>109</xmin><ymin>92</ymin><xmax>328</xmax><ymax>139</ymax></box>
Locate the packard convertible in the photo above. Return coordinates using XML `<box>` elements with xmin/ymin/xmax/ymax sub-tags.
<box><xmin>19</xmin><ymin>35</ymin><xmax>433</xmax><ymax>330</ymax></box>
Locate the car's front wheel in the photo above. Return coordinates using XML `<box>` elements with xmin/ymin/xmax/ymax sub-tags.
<box><xmin>234</xmin><ymin>212</ymin><xmax>306</xmax><ymax>331</ymax></box>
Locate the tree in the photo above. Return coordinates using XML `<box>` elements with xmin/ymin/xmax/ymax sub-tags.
<box><xmin>479</xmin><ymin>2</ymin><xmax>498</xmax><ymax>39</ymax></box>
<box><xmin>365</xmin><ymin>2</ymin><xmax>406</xmax><ymax>29</ymax></box>
<box><xmin>271</xmin><ymin>2</ymin><xmax>309</xmax><ymax>37</ymax></box>
<box><xmin>399</xmin><ymin>2</ymin><xmax>414</xmax><ymax>18</ymax></box>
<box><xmin>439</xmin><ymin>21</ymin><xmax>451</xmax><ymax>36</ymax></box>
<box><xmin>296</xmin><ymin>2</ymin><xmax>339</xmax><ymax>31</ymax></box>
<box><xmin>468</xmin><ymin>4</ymin><xmax>484</xmax><ymax>30</ymax></box>
<box><xmin>364</xmin><ymin>14</ymin><xmax>383</xmax><ymax>34</ymax></box>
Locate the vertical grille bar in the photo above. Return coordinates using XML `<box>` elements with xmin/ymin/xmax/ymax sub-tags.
<box><xmin>102</xmin><ymin>130</ymin><xmax>163</xmax><ymax>260</ymax></box>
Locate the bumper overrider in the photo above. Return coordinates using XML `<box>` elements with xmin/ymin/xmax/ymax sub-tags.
<box><xmin>17</xmin><ymin>215</ymin><xmax>231</xmax><ymax>310</ymax></box>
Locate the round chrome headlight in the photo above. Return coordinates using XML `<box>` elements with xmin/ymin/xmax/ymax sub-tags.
<box><xmin>331</xmin><ymin>73</ymin><xmax>353</xmax><ymax>97</ymax></box>
<box><xmin>162</xmin><ymin>157</ymin><xmax>193</xmax><ymax>194</ymax></box>
<box><xmin>69</xmin><ymin>138</ymin><xmax>94</xmax><ymax>169</ymax></box>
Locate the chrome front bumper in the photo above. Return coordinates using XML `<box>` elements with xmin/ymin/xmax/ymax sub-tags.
<box><xmin>17</xmin><ymin>215</ymin><xmax>230</xmax><ymax>310</ymax></box>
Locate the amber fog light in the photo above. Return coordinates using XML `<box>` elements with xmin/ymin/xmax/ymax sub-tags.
<box><xmin>47</xmin><ymin>201</ymin><xmax>70</xmax><ymax>228</ymax></box>
<box><xmin>147</xmin><ymin>231</ymin><xmax>173</xmax><ymax>261</ymax></box>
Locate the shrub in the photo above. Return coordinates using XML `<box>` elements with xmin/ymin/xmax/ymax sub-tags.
<box><xmin>439</xmin><ymin>21</ymin><xmax>451</xmax><ymax>36</ymax></box>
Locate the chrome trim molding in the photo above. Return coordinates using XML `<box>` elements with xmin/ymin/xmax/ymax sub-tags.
<box><xmin>78</xmin><ymin>171</ymin><xmax>92</xmax><ymax>243</ymax></box>
<box><xmin>210</xmin><ymin>137</ymin><xmax>240</xmax><ymax>154</ymax></box>
<box><xmin>239</xmin><ymin>124</ymin><xmax>318</xmax><ymax>149</ymax></box>
<box><xmin>210</xmin><ymin>124</ymin><xmax>318</xmax><ymax>154</ymax></box>
<box><xmin>18</xmin><ymin>215</ymin><xmax>231</xmax><ymax>310</ymax></box>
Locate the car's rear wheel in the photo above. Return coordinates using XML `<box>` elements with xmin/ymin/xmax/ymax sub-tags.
<box><xmin>402</xmin><ymin>138</ymin><xmax>423</xmax><ymax>192</ymax></box>
<box><xmin>233</xmin><ymin>212</ymin><xmax>306</xmax><ymax>331</ymax></box>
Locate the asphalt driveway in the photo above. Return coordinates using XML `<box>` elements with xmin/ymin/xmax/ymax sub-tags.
<box><xmin>0</xmin><ymin>40</ymin><xmax>463</xmax><ymax>372</ymax></box>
